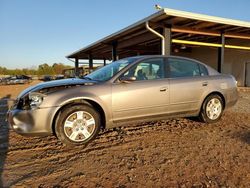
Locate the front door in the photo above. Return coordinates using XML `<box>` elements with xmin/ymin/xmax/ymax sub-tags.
<box><xmin>112</xmin><ymin>58</ymin><xmax>169</xmax><ymax>122</ymax></box>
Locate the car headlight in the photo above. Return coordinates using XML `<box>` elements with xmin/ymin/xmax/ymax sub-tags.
<box><xmin>29</xmin><ymin>92</ymin><xmax>46</xmax><ymax>108</ymax></box>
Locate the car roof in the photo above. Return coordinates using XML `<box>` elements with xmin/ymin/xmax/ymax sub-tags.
<box><xmin>126</xmin><ymin>55</ymin><xmax>204</xmax><ymax>64</ymax></box>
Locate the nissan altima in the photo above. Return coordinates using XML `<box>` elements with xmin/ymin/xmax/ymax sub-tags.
<box><xmin>7</xmin><ymin>56</ymin><xmax>238</xmax><ymax>145</ymax></box>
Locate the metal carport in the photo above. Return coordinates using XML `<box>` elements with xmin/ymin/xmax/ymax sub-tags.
<box><xmin>66</xmin><ymin>8</ymin><xmax>250</xmax><ymax>85</ymax></box>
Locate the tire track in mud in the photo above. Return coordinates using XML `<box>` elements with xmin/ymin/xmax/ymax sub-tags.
<box><xmin>6</xmin><ymin>123</ymin><xmax>148</xmax><ymax>169</ymax></box>
<box><xmin>5</xmin><ymin>134</ymin><xmax>144</xmax><ymax>187</ymax></box>
<box><xmin>6</xmin><ymin>137</ymin><xmax>139</xmax><ymax>171</ymax></box>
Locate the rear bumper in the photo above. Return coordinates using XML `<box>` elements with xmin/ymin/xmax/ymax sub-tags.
<box><xmin>7</xmin><ymin>106</ymin><xmax>59</xmax><ymax>136</ymax></box>
<box><xmin>225</xmin><ymin>88</ymin><xmax>238</xmax><ymax>109</ymax></box>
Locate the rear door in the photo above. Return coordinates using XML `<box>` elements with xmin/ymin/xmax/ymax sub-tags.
<box><xmin>112</xmin><ymin>57</ymin><xmax>169</xmax><ymax>122</ymax></box>
<box><xmin>167</xmin><ymin>57</ymin><xmax>208</xmax><ymax>113</ymax></box>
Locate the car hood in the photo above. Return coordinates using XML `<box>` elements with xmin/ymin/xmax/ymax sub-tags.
<box><xmin>18</xmin><ymin>78</ymin><xmax>97</xmax><ymax>98</ymax></box>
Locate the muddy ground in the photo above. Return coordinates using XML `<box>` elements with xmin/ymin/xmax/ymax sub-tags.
<box><xmin>0</xmin><ymin>82</ymin><xmax>249</xmax><ymax>187</ymax></box>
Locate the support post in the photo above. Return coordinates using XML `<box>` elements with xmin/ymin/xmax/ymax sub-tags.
<box><xmin>75</xmin><ymin>58</ymin><xmax>79</xmax><ymax>77</ymax></box>
<box><xmin>112</xmin><ymin>41</ymin><xmax>117</xmax><ymax>61</ymax></box>
<box><xmin>104</xmin><ymin>58</ymin><xmax>106</xmax><ymax>66</ymax></box>
<box><xmin>163</xmin><ymin>27</ymin><xmax>172</xmax><ymax>56</ymax></box>
<box><xmin>218</xmin><ymin>33</ymin><xmax>225</xmax><ymax>73</ymax></box>
<box><xmin>88</xmin><ymin>54</ymin><xmax>93</xmax><ymax>71</ymax></box>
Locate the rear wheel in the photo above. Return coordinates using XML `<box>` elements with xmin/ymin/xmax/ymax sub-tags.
<box><xmin>199</xmin><ymin>94</ymin><xmax>224</xmax><ymax>123</ymax></box>
<box><xmin>55</xmin><ymin>104</ymin><xmax>101</xmax><ymax>146</ymax></box>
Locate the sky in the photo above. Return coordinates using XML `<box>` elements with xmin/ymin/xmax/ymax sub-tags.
<box><xmin>1</xmin><ymin>0</ymin><xmax>250</xmax><ymax>69</ymax></box>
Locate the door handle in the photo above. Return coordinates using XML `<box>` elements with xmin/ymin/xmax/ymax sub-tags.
<box><xmin>202</xmin><ymin>82</ymin><xmax>208</xmax><ymax>86</ymax></box>
<box><xmin>160</xmin><ymin>87</ymin><xmax>168</xmax><ymax>92</ymax></box>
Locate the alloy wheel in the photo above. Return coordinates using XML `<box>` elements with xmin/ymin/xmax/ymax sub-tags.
<box><xmin>63</xmin><ymin>111</ymin><xmax>96</xmax><ymax>142</ymax></box>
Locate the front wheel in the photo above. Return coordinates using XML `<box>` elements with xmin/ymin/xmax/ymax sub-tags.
<box><xmin>55</xmin><ymin>104</ymin><xmax>101</xmax><ymax>146</ymax></box>
<box><xmin>199</xmin><ymin>94</ymin><xmax>224</xmax><ymax>123</ymax></box>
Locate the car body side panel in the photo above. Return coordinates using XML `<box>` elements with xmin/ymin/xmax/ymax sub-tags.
<box><xmin>198</xmin><ymin>74</ymin><xmax>238</xmax><ymax>109</ymax></box>
<box><xmin>111</xmin><ymin>79</ymin><xmax>169</xmax><ymax>122</ymax></box>
<box><xmin>188</xmin><ymin>74</ymin><xmax>237</xmax><ymax>117</ymax></box>
<box><xmin>169</xmin><ymin>74</ymin><xmax>238</xmax><ymax>116</ymax></box>
<box><xmin>40</xmin><ymin>84</ymin><xmax>113</xmax><ymax>130</ymax></box>
<box><xmin>169</xmin><ymin>76</ymin><xmax>208</xmax><ymax>114</ymax></box>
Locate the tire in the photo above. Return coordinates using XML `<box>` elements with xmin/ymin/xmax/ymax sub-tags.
<box><xmin>199</xmin><ymin>94</ymin><xmax>224</xmax><ymax>123</ymax></box>
<box><xmin>55</xmin><ymin>104</ymin><xmax>101</xmax><ymax>146</ymax></box>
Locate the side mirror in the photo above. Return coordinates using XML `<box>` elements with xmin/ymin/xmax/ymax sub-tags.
<box><xmin>120</xmin><ymin>76</ymin><xmax>136</xmax><ymax>83</ymax></box>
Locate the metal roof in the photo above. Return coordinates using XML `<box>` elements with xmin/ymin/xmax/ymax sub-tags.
<box><xmin>164</xmin><ymin>8</ymin><xmax>250</xmax><ymax>27</ymax></box>
<box><xmin>67</xmin><ymin>8</ymin><xmax>250</xmax><ymax>60</ymax></box>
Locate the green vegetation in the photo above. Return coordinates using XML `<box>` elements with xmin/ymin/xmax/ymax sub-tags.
<box><xmin>0</xmin><ymin>63</ymin><xmax>72</xmax><ymax>75</ymax></box>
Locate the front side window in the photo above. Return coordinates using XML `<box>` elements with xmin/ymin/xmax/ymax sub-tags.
<box><xmin>85</xmin><ymin>57</ymin><xmax>140</xmax><ymax>81</ymax></box>
<box><xmin>168</xmin><ymin>58</ymin><xmax>201</xmax><ymax>78</ymax></box>
<box><xmin>121</xmin><ymin>58</ymin><xmax>165</xmax><ymax>81</ymax></box>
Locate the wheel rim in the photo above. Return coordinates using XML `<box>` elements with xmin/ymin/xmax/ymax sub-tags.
<box><xmin>205</xmin><ymin>98</ymin><xmax>222</xmax><ymax>120</ymax></box>
<box><xmin>63</xmin><ymin>111</ymin><xmax>96</xmax><ymax>142</ymax></box>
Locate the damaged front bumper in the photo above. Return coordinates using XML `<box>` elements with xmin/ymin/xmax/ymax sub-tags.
<box><xmin>7</xmin><ymin>106</ymin><xmax>59</xmax><ymax>136</ymax></box>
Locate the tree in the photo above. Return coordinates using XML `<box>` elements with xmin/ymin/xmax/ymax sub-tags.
<box><xmin>0</xmin><ymin>66</ymin><xmax>7</xmax><ymax>75</ymax></box>
<box><xmin>38</xmin><ymin>63</ymin><xmax>54</xmax><ymax>75</ymax></box>
<box><xmin>52</xmin><ymin>63</ymin><xmax>64</xmax><ymax>74</ymax></box>
<box><xmin>0</xmin><ymin>63</ymin><xmax>73</xmax><ymax>76</ymax></box>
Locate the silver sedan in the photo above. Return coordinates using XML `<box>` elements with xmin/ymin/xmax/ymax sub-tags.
<box><xmin>8</xmin><ymin>55</ymin><xmax>238</xmax><ymax>146</ymax></box>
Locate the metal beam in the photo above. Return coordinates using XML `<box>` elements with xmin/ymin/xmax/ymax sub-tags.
<box><xmin>117</xmin><ymin>32</ymin><xmax>157</xmax><ymax>49</ymax></box>
<box><xmin>171</xmin><ymin>26</ymin><xmax>250</xmax><ymax>40</ymax></box>
<box><xmin>224</xmin><ymin>33</ymin><xmax>250</xmax><ymax>40</ymax></box>
<box><xmin>175</xmin><ymin>20</ymin><xmax>202</xmax><ymax>27</ymax></box>
<box><xmin>172</xmin><ymin>26</ymin><xmax>220</xmax><ymax>37</ymax></box>
<box><xmin>218</xmin><ymin>33</ymin><xmax>225</xmax><ymax>73</ymax></box>
<box><xmin>193</xmin><ymin>22</ymin><xmax>216</xmax><ymax>30</ymax></box>
<box><xmin>172</xmin><ymin>39</ymin><xmax>221</xmax><ymax>47</ymax></box>
<box><xmin>224</xmin><ymin>26</ymin><xmax>242</xmax><ymax>32</ymax></box>
<box><xmin>172</xmin><ymin>39</ymin><xmax>250</xmax><ymax>50</ymax></box>
<box><xmin>226</xmin><ymin>44</ymin><xmax>250</xmax><ymax>50</ymax></box>
<box><xmin>75</xmin><ymin>58</ymin><xmax>79</xmax><ymax>77</ymax></box>
<box><xmin>207</xmin><ymin>24</ymin><xmax>231</xmax><ymax>31</ymax></box>
<box><xmin>112</xmin><ymin>41</ymin><xmax>117</xmax><ymax>61</ymax></box>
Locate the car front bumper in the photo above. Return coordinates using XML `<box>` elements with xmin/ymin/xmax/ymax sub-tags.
<box><xmin>7</xmin><ymin>106</ymin><xmax>59</xmax><ymax>136</ymax></box>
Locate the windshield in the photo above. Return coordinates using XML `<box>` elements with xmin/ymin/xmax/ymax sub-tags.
<box><xmin>85</xmin><ymin>57</ymin><xmax>139</xmax><ymax>81</ymax></box>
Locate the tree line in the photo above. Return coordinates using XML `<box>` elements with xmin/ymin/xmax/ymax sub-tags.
<box><xmin>0</xmin><ymin>63</ymin><xmax>72</xmax><ymax>75</ymax></box>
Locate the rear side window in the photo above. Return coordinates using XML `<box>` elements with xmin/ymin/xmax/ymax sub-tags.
<box><xmin>199</xmin><ymin>64</ymin><xmax>209</xmax><ymax>76</ymax></box>
<box><xmin>168</xmin><ymin>58</ymin><xmax>204</xmax><ymax>78</ymax></box>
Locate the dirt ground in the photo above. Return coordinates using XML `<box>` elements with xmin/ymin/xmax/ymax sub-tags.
<box><xmin>0</xmin><ymin>82</ymin><xmax>249</xmax><ymax>187</ymax></box>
